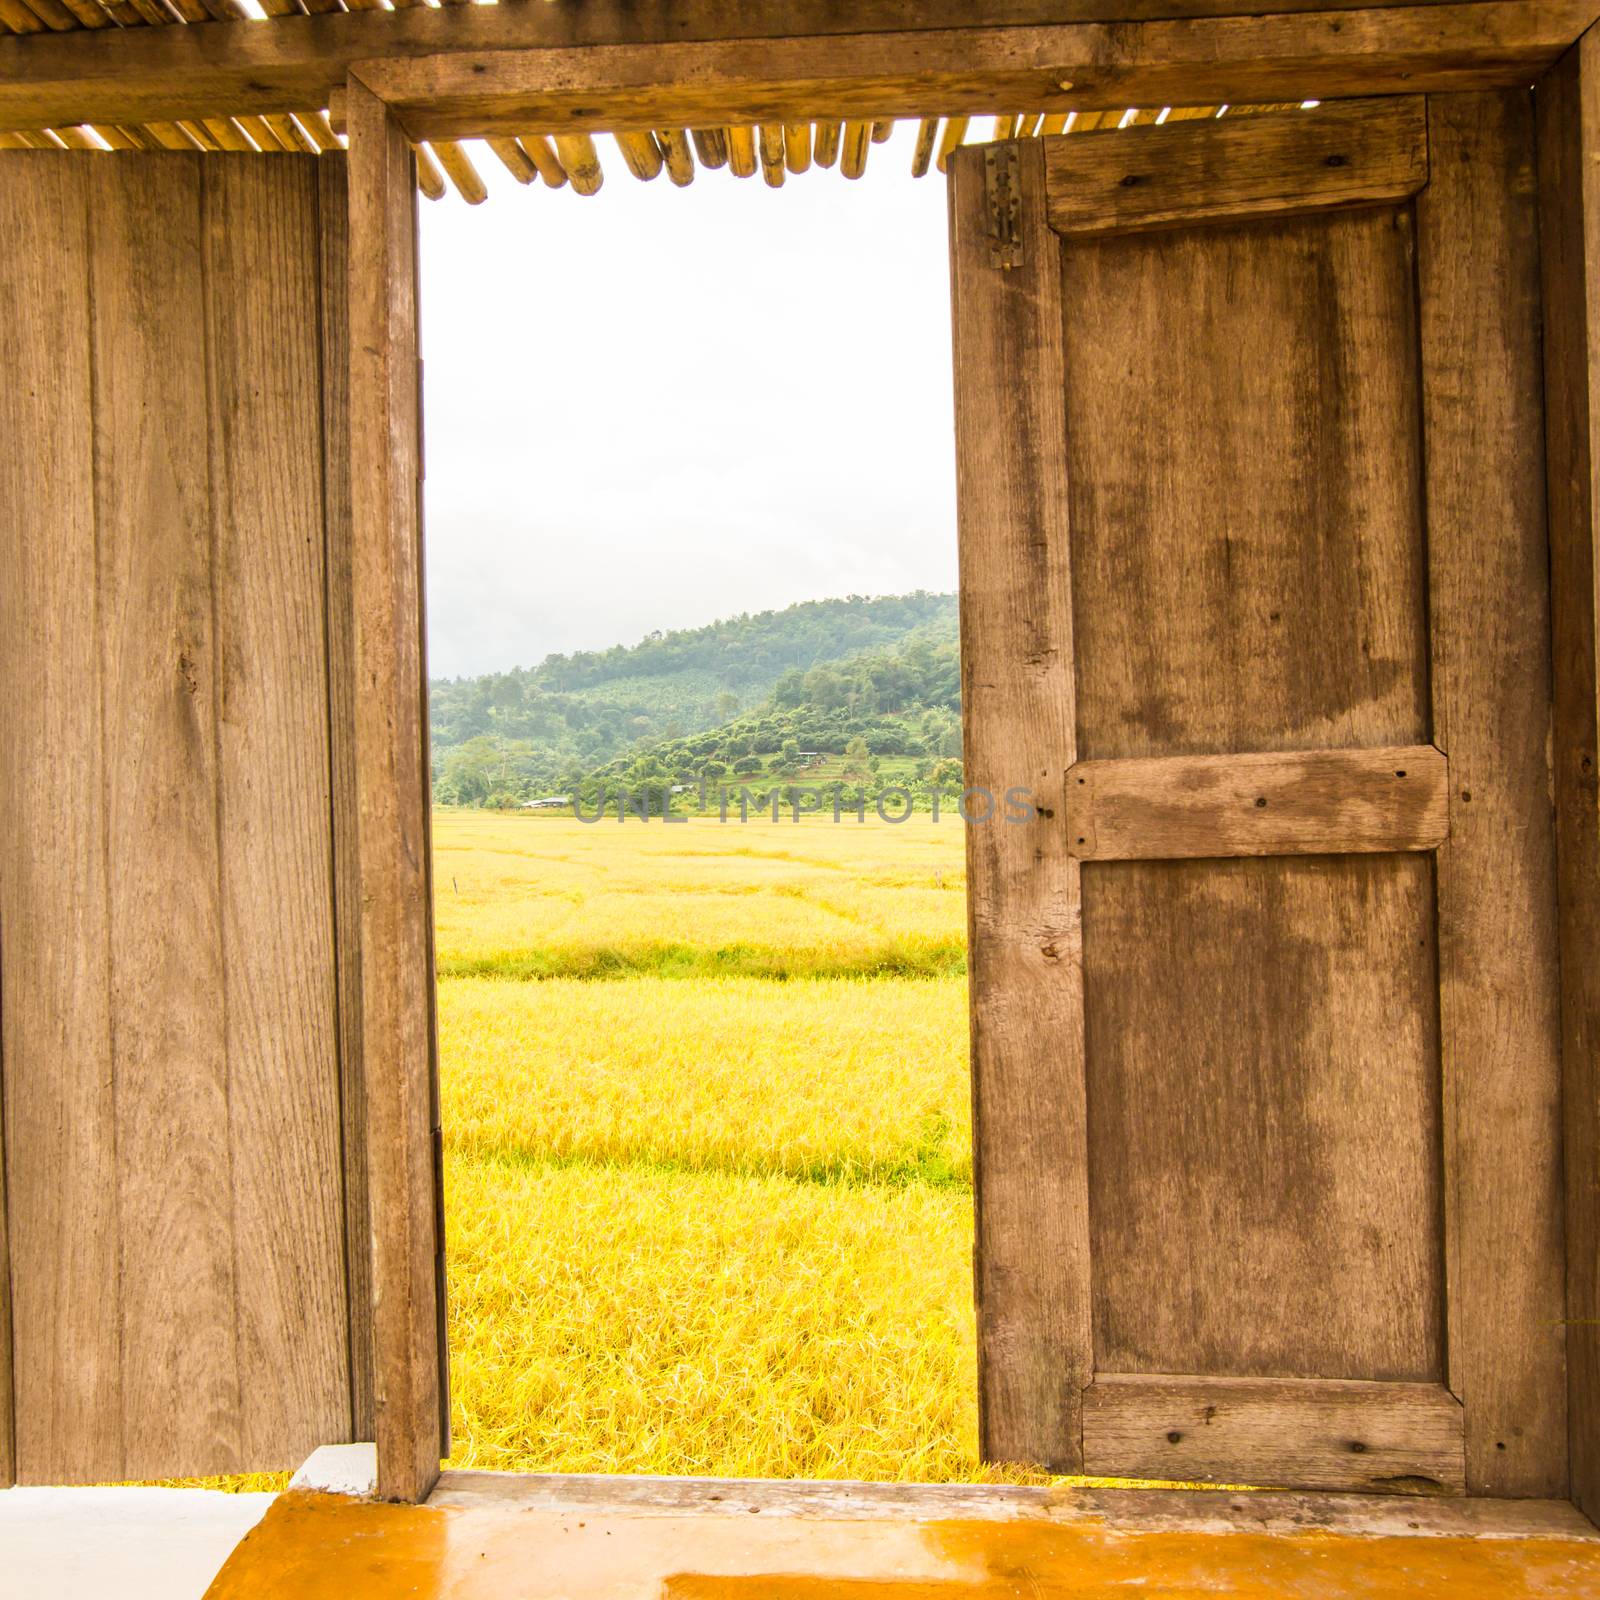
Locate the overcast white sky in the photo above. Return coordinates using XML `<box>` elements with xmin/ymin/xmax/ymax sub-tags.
<box><xmin>418</xmin><ymin>123</ymin><xmax>959</xmax><ymax>680</ymax></box>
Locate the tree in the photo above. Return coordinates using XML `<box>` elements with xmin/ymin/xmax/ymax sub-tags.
<box><xmin>842</xmin><ymin>735</ymin><xmax>873</xmax><ymax>783</ymax></box>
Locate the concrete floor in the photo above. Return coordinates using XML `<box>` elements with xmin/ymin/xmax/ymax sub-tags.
<box><xmin>0</xmin><ymin>1486</ymin><xmax>276</xmax><ymax>1600</ymax></box>
<box><xmin>7</xmin><ymin>1471</ymin><xmax>1600</xmax><ymax>1598</ymax></box>
<box><xmin>203</xmin><ymin>1474</ymin><xmax>1600</xmax><ymax>1600</ymax></box>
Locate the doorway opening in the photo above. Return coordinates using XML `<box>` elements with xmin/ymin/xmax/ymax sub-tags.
<box><xmin>418</xmin><ymin>122</ymin><xmax>988</xmax><ymax>1482</ymax></box>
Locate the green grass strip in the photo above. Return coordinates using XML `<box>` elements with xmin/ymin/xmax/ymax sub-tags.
<box><xmin>438</xmin><ymin>941</ymin><xmax>968</xmax><ymax>982</ymax></box>
<box><xmin>449</xmin><ymin>1114</ymin><xmax>972</xmax><ymax>1195</ymax></box>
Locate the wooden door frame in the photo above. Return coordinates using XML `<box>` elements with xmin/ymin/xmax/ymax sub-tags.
<box><xmin>330</xmin><ymin>8</ymin><xmax>1600</xmax><ymax>1509</ymax></box>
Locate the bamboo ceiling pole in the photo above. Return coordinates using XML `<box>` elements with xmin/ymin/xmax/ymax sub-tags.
<box><xmin>783</xmin><ymin>122</ymin><xmax>811</xmax><ymax>174</ymax></box>
<box><xmin>297</xmin><ymin>108</ymin><xmax>343</xmax><ymax>151</ymax></box>
<box><xmin>614</xmin><ymin>129</ymin><xmax>663</xmax><ymax>180</ymax></box>
<box><xmin>726</xmin><ymin>125</ymin><xmax>757</xmax><ymax>178</ymax></box>
<box><xmin>486</xmin><ymin>135</ymin><xmax>537</xmax><ymax>183</ymax></box>
<box><xmin>17</xmin><ymin>0</ymin><xmax>79</xmax><ymax>28</ymax></box>
<box><xmin>840</xmin><ymin>118</ymin><xmax>870</xmax><ymax>178</ymax></box>
<box><xmin>46</xmin><ymin>0</ymin><xmax>107</xmax><ymax>26</ymax></box>
<box><xmin>179</xmin><ymin>117</ymin><xmax>222</xmax><ymax>150</ymax></box>
<box><xmin>92</xmin><ymin>124</ymin><xmax>143</xmax><ymax>149</ymax></box>
<box><xmin>813</xmin><ymin>120</ymin><xmax>841</xmax><ymax>168</ymax></box>
<box><xmin>993</xmin><ymin>114</ymin><xmax>1017</xmax><ymax>138</ymax></box>
<box><xmin>412</xmin><ymin>141</ymin><xmax>447</xmax><ymax>200</ymax></box>
<box><xmin>935</xmin><ymin>115</ymin><xmax>968</xmax><ymax>172</ymax></box>
<box><xmin>690</xmin><ymin>127</ymin><xmax>727</xmax><ymax>168</ymax></box>
<box><xmin>554</xmin><ymin>132</ymin><xmax>603</xmax><ymax>193</ymax></box>
<box><xmin>51</xmin><ymin>123</ymin><xmax>98</xmax><ymax>147</ymax></box>
<box><xmin>757</xmin><ymin>122</ymin><xmax>784</xmax><ymax>187</ymax></box>
<box><xmin>262</xmin><ymin>110</ymin><xmax>319</xmax><ymax>153</ymax></box>
<box><xmin>656</xmin><ymin>128</ymin><xmax>695</xmax><ymax>186</ymax></box>
<box><xmin>518</xmin><ymin>133</ymin><xmax>568</xmax><ymax>188</ymax></box>
<box><xmin>0</xmin><ymin>0</ymin><xmax>42</xmax><ymax>32</ymax></box>
<box><xmin>200</xmin><ymin>115</ymin><xmax>255</xmax><ymax>151</ymax></box>
<box><xmin>911</xmin><ymin>117</ymin><xmax>938</xmax><ymax>176</ymax></box>
<box><xmin>146</xmin><ymin>121</ymin><xmax>205</xmax><ymax>150</ymax></box>
<box><xmin>1040</xmin><ymin>113</ymin><xmax>1069</xmax><ymax>135</ymax></box>
<box><xmin>237</xmin><ymin>114</ymin><xmax>291</xmax><ymax>151</ymax></box>
<box><xmin>1017</xmin><ymin>113</ymin><xmax>1042</xmax><ymax>136</ymax></box>
<box><xmin>871</xmin><ymin>118</ymin><xmax>895</xmax><ymax>142</ymax></box>
<box><xmin>432</xmin><ymin>137</ymin><xmax>489</xmax><ymax>203</ymax></box>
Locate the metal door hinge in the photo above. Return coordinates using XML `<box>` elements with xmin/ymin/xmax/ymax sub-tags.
<box><xmin>984</xmin><ymin>143</ymin><xmax>1023</xmax><ymax>270</ymax></box>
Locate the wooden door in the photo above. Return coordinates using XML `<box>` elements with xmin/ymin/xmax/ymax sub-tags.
<box><xmin>0</xmin><ymin>150</ymin><xmax>377</xmax><ymax>1483</ymax></box>
<box><xmin>952</xmin><ymin>96</ymin><xmax>1566</xmax><ymax>1497</ymax></box>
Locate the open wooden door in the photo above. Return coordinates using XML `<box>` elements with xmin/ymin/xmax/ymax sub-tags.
<box><xmin>952</xmin><ymin>96</ymin><xmax>1567</xmax><ymax>1498</ymax></box>
<box><xmin>0</xmin><ymin>149</ymin><xmax>387</xmax><ymax>1483</ymax></box>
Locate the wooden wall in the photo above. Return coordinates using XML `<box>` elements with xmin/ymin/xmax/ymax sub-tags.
<box><xmin>0</xmin><ymin>149</ymin><xmax>366</xmax><ymax>1483</ymax></box>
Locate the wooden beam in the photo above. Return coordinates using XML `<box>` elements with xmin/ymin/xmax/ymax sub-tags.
<box><xmin>1418</xmin><ymin>88</ymin><xmax>1568</xmax><ymax>1499</ymax></box>
<box><xmin>345</xmin><ymin>76</ymin><xmax>445</xmax><ymax>1505</ymax></box>
<box><xmin>1044</xmin><ymin>95</ymin><xmax>1427</xmax><ymax>236</ymax></box>
<box><xmin>1065</xmin><ymin>745</ymin><xmax>1449</xmax><ymax>861</ymax></box>
<box><xmin>0</xmin><ymin>3</ymin><xmax>1593</xmax><ymax>137</ymax></box>
<box><xmin>1536</xmin><ymin>24</ymin><xmax>1600</xmax><ymax>1528</ymax></box>
<box><xmin>354</xmin><ymin>6</ymin><xmax>1597</xmax><ymax>141</ymax></box>
<box><xmin>951</xmin><ymin>137</ymin><xmax>1091</xmax><ymax>1473</ymax></box>
<box><xmin>1081</xmin><ymin>1376</ymin><xmax>1466</xmax><ymax>1495</ymax></box>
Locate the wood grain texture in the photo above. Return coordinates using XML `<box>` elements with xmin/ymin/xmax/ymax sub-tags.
<box><xmin>1063</xmin><ymin>204</ymin><xmax>1430</xmax><ymax>761</ymax></box>
<box><xmin>319</xmin><ymin>153</ymin><xmax>375</xmax><ymax>1446</ymax></box>
<box><xmin>1536</xmin><ymin>32</ymin><xmax>1600</xmax><ymax>1526</ymax></box>
<box><xmin>1083</xmin><ymin>855</ymin><xmax>1444</xmax><ymax>1386</ymax></box>
<box><xmin>4</xmin><ymin>2</ymin><xmax>1592</xmax><ymax>136</ymax></box>
<box><xmin>0</xmin><ymin>153</ymin><xmax>121</xmax><ymax>1485</ymax></box>
<box><xmin>0</xmin><ymin>151</ymin><xmax>360</xmax><ymax>1481</ymax></box>
<box><xmin>360</xmin><ymin>8</ymin><xmax>1597</xmax><ymax>141</ymax></box>
<box><xmin>950</xmin><ymin>137</ymin><xmax>1091</xmax><ymax>1472</ymax></box>
<box><xmin>348</xmin><ymin>81</ymin><xmax>445</xmax><ymax>1503</ymax></box>
<box><xmin>1417</xmin><ymin>90</ymin><xmax>1568</xmax><ymax>1499</ymax></box>
<box><xmin>1065</xmin><ymin>745</ymin><xmax>1448</xmax><ymax>861</ymax></box>
<box><xmin>90</xmin><ymin>153</ymin><xmax>239</xmax><ymax>1479</ymax></box>
<box><xmin>430</xmin><ymin>1469</ymin><xmax>1599</xmax><ymax>1538</ymax></box>
<box><xmin>1044</xmin><ymin>97</ymin><xmax>1428</xmax><ymax>237</ymax></box>
<box><xmin>204</xmin><ymin>155</ymin><xmax>352</xmax><ymax>1467</ymax></box>
<box><xmin>1081</xmin><ymin>1375</ymin><xmax>1466</xmax><ymax>1494</ymax></box>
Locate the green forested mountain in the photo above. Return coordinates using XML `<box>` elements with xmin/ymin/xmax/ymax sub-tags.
<box><xmin>431</xmin><ymin>591</ymin><xmax>961</xmax><ymax>807</ymax></box>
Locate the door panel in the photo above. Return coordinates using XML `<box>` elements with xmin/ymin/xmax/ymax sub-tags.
<box><xmin>1065</xmin><ymin>207</ymin><xmax>1430</xmax><ymax>760</ymax></box>
<box><xmin>951</xmin><ymin>96</ymin><xmax>1565</xmax><ymax>1496</ymax></box>
<box><xmin>0</xmin><ymin>150</ymin><xmax>367</xmax><ymax>1482</ymax></box>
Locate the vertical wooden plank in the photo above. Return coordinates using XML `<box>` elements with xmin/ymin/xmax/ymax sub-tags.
<box><xmin>0</xmin><ymin>953</ymin><xmax>10</xmax><ymax>1488</ymax></box>
<box><xmin>949</xmin><ymin>140</ymin><xmax>1091</xmax><ymax>1470</ymax></box>
<box><xmin>1418</xmin><ymin>91</ymin><xmax>1568</xmax><ymax>1498</ymax></box>
<box><xmin>204</xmin><ymin>154</ymin><xmax>353</xmax><ymax>1466</ymax></box>
<box><xmin>0</xmin><ymin>153</ymin><xmax>123</xmax><ymax>1484</ymax></box>
<box><xmin>1537</xmin><ymin>27</ymin><xmax>1600</xmax><ymax>1526</ymax></box>
<box><xmin>347</xmin><ymin>76</ymin><xmax>445</xmax><ymax>1502</ymax></box>
<box><xmin>319</xmin><ymin>151</ymin><xmax>376</xmax><ymax>1445</ymax></box>
<box><xmin>90</xmin><ymin>151</ymin><xmax>243</xmax><ymax>1480</ymax></box>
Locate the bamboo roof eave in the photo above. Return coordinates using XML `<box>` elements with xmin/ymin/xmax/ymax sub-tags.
<box><xmin>0</xmin><ymin>80</ymin><xmax>1311</xmax><ymax>203</ymax></box>
<box><xmin>0</xmin><ymin>0</ymin><xmax>1366</xmax><ymax>201</ymax></box>
<box><xmin>0</xmin><ymin>0</ymin><xmax>1587</xmax><ymax>139</ymax></box>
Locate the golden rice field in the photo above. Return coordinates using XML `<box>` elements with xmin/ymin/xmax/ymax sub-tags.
<box><xmin>431</xmin><ymin>809</ymin><xmax>1021</xmax><ymax>1481</ymax></box>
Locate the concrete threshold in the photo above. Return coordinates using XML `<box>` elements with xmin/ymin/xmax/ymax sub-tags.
<box><xmin>204</xmin><ymin>1469</ymin><xmax>1600</xmax><ymax>1599</ymax></box>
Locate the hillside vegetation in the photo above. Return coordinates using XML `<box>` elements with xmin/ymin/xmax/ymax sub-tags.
<box><xmin>430</xmin><ymin>591</ymin><xmax>961</xmax><ymax>807</ymax></box>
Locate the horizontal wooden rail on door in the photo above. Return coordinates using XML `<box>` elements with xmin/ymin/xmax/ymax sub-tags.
<box><xmin>1065</xmin><ymin>745</ymin><xmax>1450</xmax><ymax>861</ymax></box>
